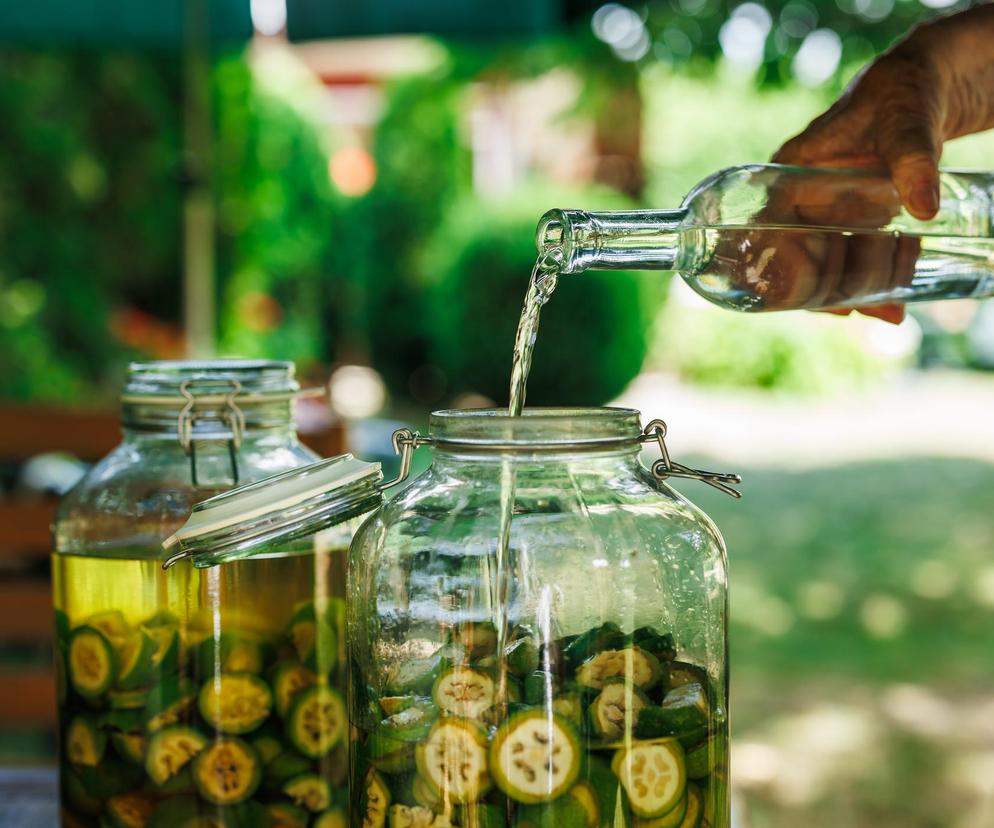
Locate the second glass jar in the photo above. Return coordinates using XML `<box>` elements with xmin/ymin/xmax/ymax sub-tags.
<box><xmin>348</xmin><ymin>408</ymin><xmax>731</xmax><ymax>828</ymax></box>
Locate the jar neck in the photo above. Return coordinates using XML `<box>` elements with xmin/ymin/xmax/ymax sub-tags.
<box><xmin>426</xmin><ymin>407</ymin><xmax>645</xmax><ymax>466</ymax></box>
<box><xmin>121</xmin><ymin>400</ymin><xmax>297</xmax><ymax>437</ymax></box>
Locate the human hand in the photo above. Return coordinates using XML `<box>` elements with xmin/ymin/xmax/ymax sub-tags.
<box><xmin>771</xmin><ymin>6</ymin><xmax>994</xmax><ymax>323</ymax></box>
<box><xmin>711</xmin><ymin>168</ymin><xmax>918</xmax><ymax>321</ymax></box>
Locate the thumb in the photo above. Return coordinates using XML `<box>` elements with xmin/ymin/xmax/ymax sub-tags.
<box><xmin>876</xmin><ymin>101</ymin><xmax>942</xmax><ymax>220</ymax></box>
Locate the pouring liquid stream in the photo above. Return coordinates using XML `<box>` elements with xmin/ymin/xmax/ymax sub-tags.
<box><xmin>489</xmin><ymin>248</ymin><xmax>564</xmax><ymax>721</ymax></box>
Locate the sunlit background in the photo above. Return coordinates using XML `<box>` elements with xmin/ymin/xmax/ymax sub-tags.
<box><xmin>2</xmin><ymin>1</ymin><xmax>994</xmax><ymax>826</ymax></box>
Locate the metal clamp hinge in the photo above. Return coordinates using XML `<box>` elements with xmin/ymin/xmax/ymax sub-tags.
<box><xmin>177</xmin><ymin>379</ymin><xmax>245</xmax><ymax>487</ymax></box>
<box><xmin>641</xmin><ymin>419</ymin><xmax>742</xmax><ymax>498</ymax></box>
<box><xmin>380</xmin><ymin>428</ymin><xmax>429</xmax><ymax>490</ymax></box>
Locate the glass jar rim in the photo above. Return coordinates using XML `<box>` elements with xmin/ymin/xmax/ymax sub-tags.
<box><xmin>428</xmin><ymin>407</ymin><xmax>643</xmax><ymax>450</ymax></box>
<box><xmin>123</xmin><ymin>359</ymin><xmax>300</xmax><ymax>403</ymax></box>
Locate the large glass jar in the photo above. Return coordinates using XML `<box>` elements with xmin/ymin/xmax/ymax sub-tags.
<box><xmin>157</xmin><ymin>455</ymin><xmax>387</xmax><ymax>828</ymax></box>
<box><xmin>348</xmin><ymin>409</ymin><xmax>732</xmax><ymax>828</ymax></box>
<box><xmin>52</xmin><ymin>360</ymin><xmax>321</xmax><ymax>827</ymax></box>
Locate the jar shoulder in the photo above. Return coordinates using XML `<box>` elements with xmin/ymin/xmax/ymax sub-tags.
<box><xmin>55</xmin><ymin>437</ymin><xmax>319</xmax><ymax>557</ymax></box>
<box><xmin>352</xmin><ymin>461</ymin><xmax>727</xmax><ymax>561</ymax></box>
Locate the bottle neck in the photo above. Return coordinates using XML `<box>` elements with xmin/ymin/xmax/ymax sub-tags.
<box><xmin>536</xmin><ymin>208</ymin><xmax>688</xmax><ymax>274</ymax></box>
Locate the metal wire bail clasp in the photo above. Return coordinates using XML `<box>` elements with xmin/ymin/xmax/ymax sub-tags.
<box><xmin>177</xmin><ymin>379</ymin><xmax>245</xmax><ymax>487</ymax></box>
<box><xmin>642</xmin><ymin>419</ymin><xmax>742</xmax><ymax>498</ymax></box>
<box><xmin>380</xmin><ymin>428</ymin><xmax>430</xmax><ymax>490</ymax></box>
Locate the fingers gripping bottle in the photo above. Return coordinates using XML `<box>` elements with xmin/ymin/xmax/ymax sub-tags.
<box><xmin>538</xmin><ymin>164</ymin><xmax>994</xmax><ymax>313</ymax></box>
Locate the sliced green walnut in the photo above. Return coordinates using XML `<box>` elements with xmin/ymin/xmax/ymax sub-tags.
<box><xmin>380</xmin><ymin>700</ymin><xmax>439</xmax><ymax>743</ymax></box>
<box><xmin>451</xmin><ymin>621</ymin><xmax>498</xmax><ymax>660</ymax></box>
<box><xmin>143</xmin><ymin>622</ymin><xmax>180</xmax><ymax>674</ymax></box>
<box><xmin>662</xmin><ymin>663</ymin><xmax>709</xmax><ymax>694</ymax></box>
<box><xmin>68</xmin><ymin>625</ymin><xmax>117</xmax><ymax>699</ymax></box>
<box><xmin>634</xmin><ymin>684</ymin><xmax>709</xmax><ymax>745</ymax></box>
<box><xmin>103</xmin><ymin>792</ymin><xmax>157</xmax><ymax>828</ymax></box>
<box><xmin>389</xmin><ymin>804</ymin><xmax>439</xmax><ymax>828</ymax></box>
<box><xmin>575</xmin><ymin>647</ymin><xmax>663</xmax><ymax>691</ymax></box>
<box><xmin>145</xmin><ymin>725</ymin><xmax>207</xmax><ymax>785</ymax></box>
<box><xmin>611</xmin><ymin>739</ymin><xmax>686</xmax><ymax>819</ymax></box>
<box><xmin>629</xmin><ymin>628</ymin><xmax>677</xmax><ymax>665</ymax></box>
<box><xmin>80</xmin><ymin>610</ymin><xmax>130</xmax><ymax>642</ymax></box>
<box><xmin>144</xmin><ymin>676</ymin><xmax>197</xmax><ymax>732</ymax></box>
<box><xmin>551</xmin><ymin>693</ymin><xmax>584</xmax><ymax>730</ymax></box>
<box><xmin>283</xmin><ymin>771</ymin><xmax>333</xmax><ymax>812</ymax></box>
<box><xmin>432</xmin><ymin>666</ymin><xmax>495</xmax><ymax>719</ymax></box>
<box><xmin>264</xmin><ymin>750</ymin><xmax>312</xmax><ymax>792</ymax></box>
<box><xmin>198</xmin><ymin>672</ymin><xmax>273</xmax><ymax>735</ymax></box>
<box><xmin>116</xmin><ymin>628</ymin><xmax>157</xmax><ymax>690</ymax></box>
<box><xmin>564</xmin><ymin>623</ymin><xmax>626</xmax><ymax>670</ymax></box>
<box><xmin>583</xmin><ymin>755</ymin><xmax>626</xmax><ymax>825</ymax></box>
<box><xmin>314</xmin><ymin>808</ymin><xmax>348</xmax><ymax>828</ymax></box>
<box><xmin>523</xmin><ymin>671</ymin><xmax>559</xmax><ymax>706</ymax></box>
<box><xmin>109</xmin><ymin>688</ymin><xmax>150</xmax><ymax>709</ymax></box>
<box><xmin>267</xmin><ymin>803</ymin><xmax>311</xmax><ymax>828</ymax></box>
<box><xmin>366</xmin><ymin>730</ymin><xmax>417</xmax><ymax>774</ymax></box>
<box><xmin>361</xmin><ymin>768</ymin><xmax>392</xmax><ymax>828</ymax></box>
<box><xmin>110</xmin><ymin>729</ymin><xmax>146</xmax><ymax>766</ymax></box>
<box><xmin>505</xmin><ymin>634</ymin><xmax>540</xmax><ymax>678</ymax></box>
<box><xmin>250</xmin><ymin>733</ymin><xmax>283</xmax><ymax>765</ymax></box>
<box><xmin>193</xmin><ymin>737</ymin><xmax>261</xmax><ymax>805</ymax></box>
<box><xmin>632</xmin><ymin>791</ymin><xmax>688</xmax><ymax>828</ymax></box>
<box><xmin>489</xmin><ymin>709</ymin><xmax>580</xmax><ymax>804</ymax></box>
<box><xmin>196</xmin><ymin>632</ymin><xmax>268</xmax><ymax>677</ymax></box>
<box><xmin>686</xmin><ymin>739</ymin><xmax>716</xmax><ymax>780</ymax></box>
<box><xmin>384</xmin><ymin>652</ymin><xmax>446</xmax><ymax>696</ymax></box>
<box><xmin>286</xmin><ymin>683</ymin><xmax>347</xmax><ymax>758</ymax></box>
<box><xmin>569</xmin><ymin>781</ymin><xmax>602</xmax><ymax>828</ymax></box>
<box><xmin>287</xmin><ymin>603</ymin><xmax>338</xmax><ymax>675</ymax></box>
<box><xmin>416</xmin><ymin>717</ymin><xmax>491</xmax><ymax>804</ymax></box>
<box><xmin>412</xmin><ymin>772</ymin><xmax>443</xmax><ymax>810</ymax></box>
<box><xmin>677</xmin><ymin>783</ymin><xmax>702</xmax><ymax>828</ymax></box>
<box><xmin>590</xmin><ymin>679</ymin><xmax>650</xmax><ymax>741</ymax></box>
<box><xmin>66</xmin><ymin>714</ymin><xmax>106</xmax><ymax>767</ymax></box>
<box><xmin>379</xmin><ymin>695</ymin><xmax>418</xmax><ymax>716</ymax></box>
<box><xmin>272</xmin><ymin>661</ymin><xmax>317</xmax><ymax>718</ymax></box>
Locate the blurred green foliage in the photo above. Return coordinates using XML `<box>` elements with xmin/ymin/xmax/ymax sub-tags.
<box><xmin>423</xmin><ymin>186</ymin><xmax>665</xmax><ymax>406</ymax></box>
<box><xmin>656</xmin><ymin>303</ymin><xmax>893</xmax><ymax>393</ymax></box>
<box><xmin>213</xmin><ymin>53</ymin><xmax>342</xmax><ymax>370</ymax></box>
<box><xmin>0</xmin><ymin>50</ymin><xmax>183</xmax><ymax>401</ymax></box>
<box><xmin>694</xmin><ymin>455</ymin><xmax>994</xmax><ymax>827</ymax></box>
<box><xmin>345</xmin><ymin>71</ymin><xmax>466</xmax><ymax>393</ymax></box>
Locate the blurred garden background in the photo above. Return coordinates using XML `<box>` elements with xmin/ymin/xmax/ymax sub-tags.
<box><xmin>2</xmin><ymin>0</ymin><xmax>994</xmax><ymax>826</ymax></box>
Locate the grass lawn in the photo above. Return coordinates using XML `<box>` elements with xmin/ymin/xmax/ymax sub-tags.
<box><xmin>691</xmin><ymin>456</ymin><xmax>994</xmax><ymax>828</ymax></box>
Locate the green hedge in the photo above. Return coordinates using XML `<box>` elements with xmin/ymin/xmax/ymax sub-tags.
<box><xmin>422</xmin><ymin>186</ymin><xmax>667</xmax><ymax>407</ymax></box>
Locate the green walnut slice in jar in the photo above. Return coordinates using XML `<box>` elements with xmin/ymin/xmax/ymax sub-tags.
<box><xmin>353</xmin><ymin>622</ymin><xmax>725</xmax><ymax>828</ymax></box>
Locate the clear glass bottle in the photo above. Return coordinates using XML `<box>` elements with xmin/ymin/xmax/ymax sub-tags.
<box><xmin>52</xmin><ymin>360</ymin><xmax>320</xmax><ymax>827</ymax></box>
<box><xmin>348</xmin><ymin>408</ymin><xmax>734</xmax><ymax>828</ymax></box>
<box><xmin>538</xmin><ymin>164</ymin><xmax>994</xmax><ymax>312</ymax></box>
<box><xmin>158</xmin><ymin>455</ymin><xmax>385</xmax><ymax>828</ymax></box>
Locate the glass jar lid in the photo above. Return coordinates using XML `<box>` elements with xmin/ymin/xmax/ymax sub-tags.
<box><xmin>162</xmin><ymin>454</ymin><xmax>383</xmax><ymax>568</ymax></box>
<box><xmin>122</xmin><ymin>359</ymin><xmax>302</xmax><ymax>404</ymax></box>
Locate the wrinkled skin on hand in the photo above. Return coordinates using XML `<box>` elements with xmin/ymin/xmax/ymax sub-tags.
<box><xmin>712</xmin><ymin>170</ymin><xmax>919</xmax><ymax>320</ymax></box>
<box><xmin>766</xmin><ymin>5</ymin><xmax>994</xmax><ymax>323</ymax></box>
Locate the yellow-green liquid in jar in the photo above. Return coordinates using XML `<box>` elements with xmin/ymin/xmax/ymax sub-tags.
<box><xmin>53</xmin><ymin>548</ymin><xmax>349</xmax><ymax>828</ymax></box>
